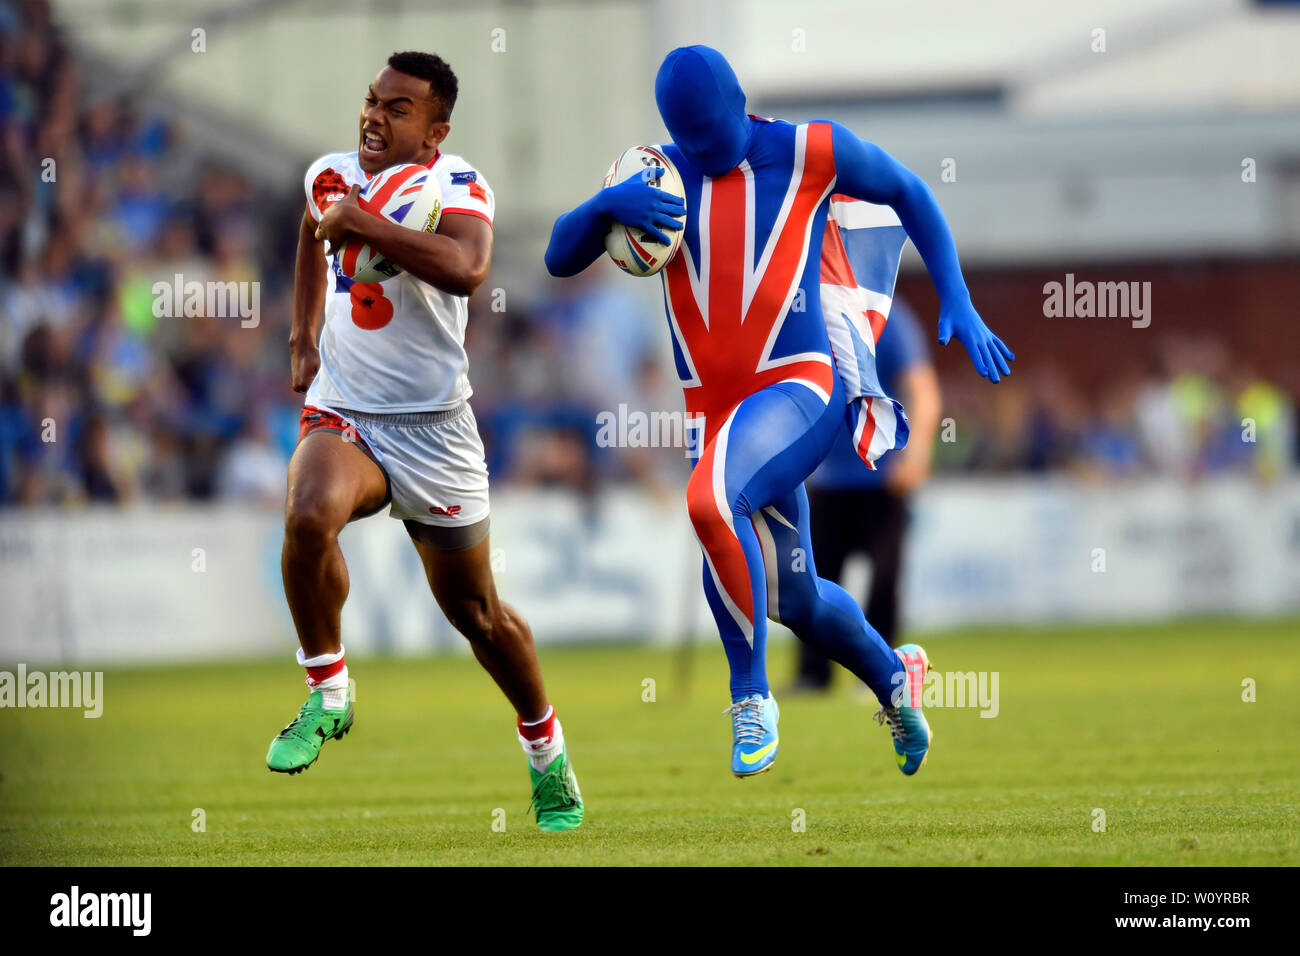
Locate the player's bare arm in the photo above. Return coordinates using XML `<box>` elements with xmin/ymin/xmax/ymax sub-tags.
<box><xmin>829</xmin><ymin>123</ymin><xmax>1015</xmax><ymax>382</ymax></box>
<box><xmin>316</xmin><ymin>191</ymin><xmax>492</xmax><ymax>296</ymax></box>
<box><xmin>885</xmin><ymin>364</ymin><xmax>942</xmax><ymax>496</ymax></box>
<box><xmin>290</xmin><ymin>205</ymin><xmax>326</xmax><ymax>392</ymax></box>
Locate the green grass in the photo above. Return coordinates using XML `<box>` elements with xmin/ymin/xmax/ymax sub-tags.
<box><xmin>2</xmin><ymin>619</ymin><xmax>1297</xmax><ymax>865</ymax></box>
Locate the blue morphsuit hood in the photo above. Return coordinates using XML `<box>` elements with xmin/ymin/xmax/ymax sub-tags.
<box><xmin>654</xmin><ymin>45</ymin><xmax>754</xmax><ymax>177</ymax></box>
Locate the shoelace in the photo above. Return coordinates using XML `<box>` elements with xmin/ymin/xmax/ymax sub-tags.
<box><xmin>874</xmin><ymin>706</ymin><xmax>907</xmax><ymax>743</ymax></box>
<box><xmin>724</xmin><ymin>697</ymin><xmax>766</xmax><ymax>747</ymax></box>
<box><xmin>276</xmin><ymin>702</ymin><xmax>322</xmax><ymax>741</ymax></box>
<box><xmin>528</xmin><ymin>763</ymin><xmax>576</xmax><ymax>815</ymax></box>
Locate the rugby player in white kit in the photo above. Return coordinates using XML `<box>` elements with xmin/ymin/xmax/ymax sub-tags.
<box><xmin>267</xmin><ymin>51</ymin><xmax>582</xmax><ymax>831</ymax></box>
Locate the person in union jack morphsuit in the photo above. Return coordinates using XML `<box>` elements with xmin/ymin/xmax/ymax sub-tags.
<box><xmin>545</xmin><ymin>45</ymin><xmax>1014</xmax><ymax>779</ymax></box>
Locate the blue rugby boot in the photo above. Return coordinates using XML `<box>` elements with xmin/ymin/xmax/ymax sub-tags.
<box><xmin>726</xmin><ymin>693</ymin><xmax>779</xmax><ymax>778</ymax></box>
<box><xmin>875</xmin><ymin>643</ymin><xmax>931</xmax><ymax>775</ymax></box>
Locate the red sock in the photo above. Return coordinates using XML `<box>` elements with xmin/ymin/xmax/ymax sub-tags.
<box><xmin>517</xmin><ymin>705</ymin><xmax>556</xmax><ymax>747</ymax></box>
<box><xmin>305</xmin><ymin>657</ymin><xmax>346</xmax><ymax>688</ymax></box>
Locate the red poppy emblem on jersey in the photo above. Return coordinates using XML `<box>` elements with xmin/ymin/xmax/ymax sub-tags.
<box><xmin>312</xmin><ymin>168</ymin><xmax>349</xmax><ymax>215</ymax></box>
<box><xmin>348</xmin><ymin>282</ymin><xmax>393</xmax><ymax>330</ymax></box>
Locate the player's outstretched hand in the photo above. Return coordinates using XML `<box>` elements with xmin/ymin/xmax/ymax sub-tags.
<box><xmin>315</xmin><ymin>183</ymin><xmax>362</xmax><ymax>254</ymax></box>
<box><xmin>938</xmin><ymin>299</ymin><xmax>1015</xmax><ymax>383</ymax></box>
<box><xmin>600</xmin><ymin>167</ymin><xmax>686</xmax><ymax>246</ymax></box>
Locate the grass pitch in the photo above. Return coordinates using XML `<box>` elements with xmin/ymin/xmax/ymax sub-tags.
<box><xmin>2</xmin><ymin>619</ymin><xmax>1297</xmax><ymax>866</ymax></box>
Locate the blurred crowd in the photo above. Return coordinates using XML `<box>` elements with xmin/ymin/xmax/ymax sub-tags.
<box><xmin>934</xmin><ymin>334</ymin><xmax>1296</xmax><ymax>482</ymax></box>
<box><xmin>0</xmin><ymin>0</ymin><xmax>1293</xmax><ymax>510</ymax></box>
<box><xmin>1</xmin><ymin>0</ymin><xmax>300</xmax><ymax>507</ymax></box>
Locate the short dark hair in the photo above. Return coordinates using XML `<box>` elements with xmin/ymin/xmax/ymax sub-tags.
<box><xmin>387</xmin><ymin>51</ymin><xmax>458</xmax><ymax>122</ymax></box>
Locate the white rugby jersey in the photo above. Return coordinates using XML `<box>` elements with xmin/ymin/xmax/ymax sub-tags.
<box><xmin>302</xmin><ymin>149</ymin><xmax>494</xmax><ymax>412</ymax></box>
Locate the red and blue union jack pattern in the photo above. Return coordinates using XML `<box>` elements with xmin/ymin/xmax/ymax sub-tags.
<box><xmin>637</xmin><ymin>114</ymin><xmax>908</xmax><ymax>706</ymax></box>
<box><xmin>820</xmin><ymin>195</ymin><xmax>911</xmax><ymax>467</ymax></box>
<box><xmin>661</xmin><ymin>120</ymin><xmax>839</xmax><ymax>444</ymax></box>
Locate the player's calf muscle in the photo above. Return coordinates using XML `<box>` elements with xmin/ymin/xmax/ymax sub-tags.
<box><xmin>281</xmin><ymin>443</ymin><xmax>381</xmax><ymax>654</ymax></box>
<box><xmin>416</xmin><ymin>542</ymin><xmax>502</xmax><ymax>644</ymax></box>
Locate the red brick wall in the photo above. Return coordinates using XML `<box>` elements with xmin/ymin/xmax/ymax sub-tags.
<box><xmin>894</xmin><ymin>257</ymin><xmax>1300</xmax><ymax>401</ymax></box>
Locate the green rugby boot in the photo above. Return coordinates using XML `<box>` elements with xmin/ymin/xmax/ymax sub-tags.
<box><xmin>266</xmin><ymin>690</ymin><xmax>353</xmax><ymax>774</ymax></box>
<box><xmin>528</xmin><ymin>747</ymin><xmax>584</xmax><ymax>832</ymax></box>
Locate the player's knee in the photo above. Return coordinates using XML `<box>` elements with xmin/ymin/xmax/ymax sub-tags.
<box><xmin>773</xmin><ymin>565</ymin><xmax>833</xmax><ymax>630</ymax></box>
<box><xmin>283</xmin><ymin>495</ymin><xmax>342</xmax><ymax>550</ymax></box>
<box><xmin>445</xmin><ymin>597</ymin><xmax>497</xmax><ymax>645</ymax></box>
<box><xmin>686</xmin><ymin>475</ymin><xmax>730</xmax><ymax>543</ymax></box>
<box><xmin>774</xmin><ymin>583</ymin><xmax>815</xmax><ymax>631</ymax></box>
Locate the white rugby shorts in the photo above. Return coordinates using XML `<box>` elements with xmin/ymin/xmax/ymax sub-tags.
<box><xmin>299</xmin><ymin>402</ymin><xmax>490</xmax><ymax>534</ymax></box>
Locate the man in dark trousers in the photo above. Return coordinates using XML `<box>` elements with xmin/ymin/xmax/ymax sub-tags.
<box><xmin>792</xmin><ymin>297</ymin><xmax>942</xmax><ymax>691</ymax></box>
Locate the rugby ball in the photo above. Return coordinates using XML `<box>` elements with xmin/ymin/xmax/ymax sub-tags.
<box><xmin>336</xmin><ymin>163</ymin><xmax>443</xmax><ymax>284</ymax></box>
<box><xmin>602</xmin><ymin>146</ymin><xmax>685</xmax><ymax>277</ymax></box>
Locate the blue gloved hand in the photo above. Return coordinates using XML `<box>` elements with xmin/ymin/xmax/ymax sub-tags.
<box><xmin>937</xmin><ymin>298</ymin><xmax>1015</xmax><ymax>383</ymax></box>
<box><xmin>599</xmin><ymin>167</ymin><xmax>686</xmax><ymax>246</ymax></box>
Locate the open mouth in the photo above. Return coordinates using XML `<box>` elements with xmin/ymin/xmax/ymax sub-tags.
<box><xmin>360</xmin><ymin>130</ymin><xmax>387</xmax><ymax>158</ymax></box>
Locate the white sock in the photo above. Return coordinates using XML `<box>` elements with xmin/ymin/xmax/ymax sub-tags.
<box><xmin>296</xmin><ymin>646</ymin><xmax>345</xmax><ymax>668</ymax></box>
<box><xmin>297</xmin><ymin>646</ymin><xmax>349</xmax><ymax>709</ymax></box>
<box><xmin>313</xmin><ymin>667</ymin><xmax>349</xmax><ymax>710</ymax></box>
<box><xmin>518</xmin><ymin>706</ymin><xmax>564</xmax><ymax>772</ymax></box>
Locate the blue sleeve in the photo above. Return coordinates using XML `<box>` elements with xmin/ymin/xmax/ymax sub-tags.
<box><xmin>827</xmin><ymin>121</ymin><xmax>971</xmax><ymax>309</ymax></box>
<box><xmin>544</xmin><ymin>190</ymin><xmax>612</xmax><ymax>278</ymax></box>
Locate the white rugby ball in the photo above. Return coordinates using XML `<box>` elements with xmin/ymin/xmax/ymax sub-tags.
<box><xmin>602</xmin><ymin>146</ymin><xmax>685</xmax><ymax>277</ymax></box>
<box><xmin>337</xmin><ymin>163</ymin><xmax>443</xmax><ymax>284</ymax></box>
